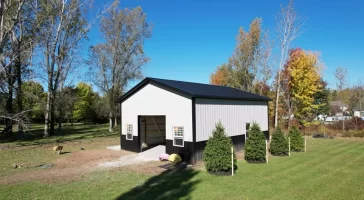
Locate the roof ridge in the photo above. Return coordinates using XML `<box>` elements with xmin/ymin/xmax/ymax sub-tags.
<box><xmin>148</xmin><ymin>77</ymin><xmax>268</xmax><ymax>97</ymax></box>
<box><xmin>119</xmin><ymin>77</ymin><xmax>272</xmax><ymax>103</ymax></box>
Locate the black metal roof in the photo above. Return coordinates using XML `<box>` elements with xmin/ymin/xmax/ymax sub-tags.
<box><xmin>119</xmin><ymin>77</ymin><xmax>272</xmax><ymax>103</ymax></box>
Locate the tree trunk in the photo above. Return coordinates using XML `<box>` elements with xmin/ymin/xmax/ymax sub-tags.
<box><xmin>67</xmin><ymin>116</ymin><xmax>70</xmax><ymax>124</ymax></box>
<box><xmin>4</xmin><ymin>65</ymin><xmax>14</xmax><ymax>137</ymax></box>
<box><xmin>288</xmin><ymin>106</ymin><xmax>293</xmax><ymax>128</ymax></box>
<box><xmin>114</xmin><ymin>117</ymin><xmax>118</xmax><ymax>127</ymax></box>
<box><xmin>16</xmin><ymin>57</ymin><xmax>24</xmax><ymax>138</ymax></box>
<box><xmin>58</xmin><ymin>118</ymin><xmax>62</xmax><ymax>131</ymax></box>
<box><xmin>50</xmin><ymin>95</ymin><xmax>55</xmax><ymax>135</ymax></box>
<box><xmin>58</xmin><ymin>106</ymin><xmax>63</xmax><ymax>131</ymax></box>
<box><xmin>274</xmin><ymin>75</ymin><xmax>281</xmax><ymax>128</ymax></box>
<box><xmin>44</xmin><ymin>91</ymin><xmax>51</xmax><ymax>137</ymax></box>
<box><xmin>109</xmin><ymin>111</ymin><xmax>113</xmax><ymax>132</ymax></box>
<box><xmin>4</xmin><ymin>94</ymin><xmax>13</xmax><ymax>136</ymax></box>
<box><xmin>274</xmin><ymin>47</ymin><xmax>287</xmax><ymax>128</ymax></box>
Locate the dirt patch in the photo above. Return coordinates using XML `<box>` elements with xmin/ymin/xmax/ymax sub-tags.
<box><xmin>54</xmin><ymin>149</ymin><xmax>129</xmax><ymax>168</ymax></box>
<box><xmin>0</xmin><ymin>149</ymin><xmax>132</xmax><ymax>184</ymax></box>
<box><xmin>236</xmin><ymin>151</ymin><xmax>244</xmax><ymax>160</ymax></box>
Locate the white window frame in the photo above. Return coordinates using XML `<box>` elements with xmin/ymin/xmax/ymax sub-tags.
<box><xmin>126</xmin><ymin>124</ymin><xmax>133</xmax><ymax>141</ymax></box>
<box><xmin>173</xmin><ymin>126</ymin><xmax>184</xmax><ymax>147</ymax></box>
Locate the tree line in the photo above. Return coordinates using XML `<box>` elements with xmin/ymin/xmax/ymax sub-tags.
<box><xmin>209</xmin><ymin>1</ymin><xmax>360</xmax><ymax>129</ymax></box>
<box><xmin>0</xmin><ymin>0</ymin><xmax>152</xmax><ymax>138</ymax></box>
<box><xmin>1</xmin><ymin>0</ymin><xmax>360</xmax><ymax>139</ymax></box>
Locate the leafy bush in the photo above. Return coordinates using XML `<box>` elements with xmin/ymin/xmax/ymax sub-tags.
<box><xmin>203</xmin><ymin>122</ymin><xmax>237</xmax><ymax>172</ymax></box>
<box><xmin>288</xmin><ymin>126</ymin><xmax>304</xmax><ymax>152</ymax></box>
<box><xmin>270</xmin><ymin>127</ymin><xmax>289</xmax><ymax>156</ymax></box>
<box><xmin>342</xmin><ymin>130</ymin><xmax>364</xmax><ymax>138</ymax></box>
<box><xmin>244</xmin><ymin>123</ymin><xmax>266</xmax><ymax>163</ymax></box>
<box><xmin>328</xmin><ymin>117</ymin><xmax>364</xmax><ymax>131</ymax></box>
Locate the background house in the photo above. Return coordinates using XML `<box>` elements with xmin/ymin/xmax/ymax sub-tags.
<box><xmin>352</xmin><ymin>106</ymin><xmax>364</xmax><ymax>118</ymax></box>
<box><xmin>330</xmin><ymin>101</ymin><xmax>348</xmax><ymax>116</ymax></box>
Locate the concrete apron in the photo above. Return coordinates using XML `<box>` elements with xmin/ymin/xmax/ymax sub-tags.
<box><xmin>99</xmin><ymin>145</ymin><xmax>166</xmax><ymax>168</ymax></box>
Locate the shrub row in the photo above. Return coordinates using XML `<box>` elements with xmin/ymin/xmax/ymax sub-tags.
<box><xmin>204</xmin><ymin>122</ymin><xmax>237</xmax><ymax>172</ymax></box>
<box><xmin>270</xmin><ymin>127</ymin><xmax>289</xmax><ymax>156</ymax></box>
<box><xmin>244</xmin><ymin>123</ymin><xmax>266</xmax><ymax>163</ymax></box>
<box><xmin>270</xmin><ymin>126</ymin><xmax>305</xmax><ymax>155</ymax></box>
<box><xmin>288</xmin><ymin>126</ymin><xmax>304</xmax><ymax>152</ymax></box>
<box><xmin>203</xmin><ymin>122</ymin><xmax>306</xmax><ymax>173</ymax></box>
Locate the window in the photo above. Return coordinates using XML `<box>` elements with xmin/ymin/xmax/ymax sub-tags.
<box><xmin>126</xmin><ymin>124</ymin><xmax>133</xmax><ymax>140</ymax></box>
<box><xmin>173</xmin><ymin>126</ymin><xmax>184</xmax><ymax>147</ymax></box>
<box><xmin>246</xmin><ymin>123</ymin><xmax>250</xmax><ymax>139</ymax></box>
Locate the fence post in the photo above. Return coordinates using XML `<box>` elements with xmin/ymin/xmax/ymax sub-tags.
<box><xmin>231</xmin><ymin>147</ymin><xmax>234</xmax><ymax>176</ymax></box>
<box><xmin>288</xmin><ymin>137</ymin><xmax>291</xmax><ymax>157</ymax></box>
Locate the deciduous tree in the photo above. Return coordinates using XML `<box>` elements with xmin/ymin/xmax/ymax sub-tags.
<box><xmin>73</xmin><ymin>82</ymin><xmax>95</xmax><ymax>122</ymax></box>
<box><xmin>210</xmin><ymin>63</ymin><xmax>232</xmax><ymax>87</ymax></box>
<box><xmin>21</xmin><ymin>81</ymin><xmax>46</xmax><ymax>121</ymax></box>
<box><xmin>35</xmin><ymin>0</ymin><xmax>97</xmax><ymax>137</ymax></box>
<box><xmin>210</xmin><ymin>18</ymin><xmax>272</xmax><ymax>96</ymax></box>
<box><xmin>87</xmin><ymin>1</ymin><xmax>152</xmax><ymax>132</ymax></box>
<box><xmin>229</xmin><ymin>18</ymin><xmax>261</xmax><ymax>92</ymax></box>
<box><xmin>334</xmin><ymin>66</ymin><xmax>348</xmax><ymax>131</ymax></box>
<box><xmin>274</xmin><ymin>0</ymin><xmax>305</xmax><ymax>127</ymax></box>
<box><xmin>312</xmin><ymin>79</ymin><xmax>330</xmax><ymax>119</ymax></box>
<box><xmin>281</xmin><ymin>48</ymin><xmax>322</xmax><ymax>126</ymax></box>
<box><xmin>0</xmin><ymin>0</ymin><xmax>35</xmax><ymax>137</ymax></box>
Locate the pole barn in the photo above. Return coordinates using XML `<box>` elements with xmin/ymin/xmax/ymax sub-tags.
<box><xmin>119</xmin><ymin>77</ymin><xmax>271</xmax><ymax>164</ymax></box>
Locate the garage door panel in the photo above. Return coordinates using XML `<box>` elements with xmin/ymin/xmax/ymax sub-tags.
<box><xmin>143</xmin><ymin>116</ymin><xmax>166</xmax><ymax>146</ymax></box>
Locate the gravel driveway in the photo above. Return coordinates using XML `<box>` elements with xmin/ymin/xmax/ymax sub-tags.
<box><xmin>99</xmin><ymin>145</ymin><xmax>165</xmax><ymax>168</ymax></box>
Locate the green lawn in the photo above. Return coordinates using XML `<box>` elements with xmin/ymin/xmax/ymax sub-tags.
<box><xmin>0</xmin><ymin>123</ymin><xmax>118</xmax><ymax>147</ymax></box>
<box><xmin>1</xmin><ymin>133</ymin><xmax>364</xmax><ymax>199</ymax></box>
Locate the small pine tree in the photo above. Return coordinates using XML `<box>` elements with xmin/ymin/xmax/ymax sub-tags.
<box><xmin>203</xmin><ymin>122</ymin><xmax>237</xmax><ymax>172</ymax></box>
<box><xmin>270</xmin><ymin>127</ymin><xmax>289</xmax><ymax>156</ymax></box>
<box><xmin>288</xmin><ymin>126</ymin><xmax>304</xmax><ymax>152</ymax></box>
<box><xmin>244</xmin><ymin>123</ymin><xmax>266</xmax><ymax>163</ymax></box>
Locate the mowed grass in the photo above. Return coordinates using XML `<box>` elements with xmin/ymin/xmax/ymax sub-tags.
<box><xmin>1</xmin><ymin>136</ymin><xmax>364</xmax><ymax>199</ymax></box>
<box><xmin>1</xmin><ymin>123</ymin><xmax>119</xmax><ymax>147</ymax></box>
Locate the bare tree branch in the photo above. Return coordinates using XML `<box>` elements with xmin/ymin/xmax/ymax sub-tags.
<box><xmin>274</xmin><ymin>0</ymin><xmax>305</xmax><ymax>127</ymax></box>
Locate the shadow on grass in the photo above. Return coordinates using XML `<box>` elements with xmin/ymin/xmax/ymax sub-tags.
<box><xmin>116</xmin><ymin>168</ymin><xmax>200</xmax><ymax>200</ymax></box>
<box><xmin>0</xmin><ymin>123</ymin><xmax>118</xmax><ymax>146</ymax></box>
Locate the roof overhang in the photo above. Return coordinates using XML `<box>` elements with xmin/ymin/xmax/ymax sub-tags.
<box><xmin>118</xmin><ymin>77</ymin><xmax>272</xmax><ymax>103</ymax></box>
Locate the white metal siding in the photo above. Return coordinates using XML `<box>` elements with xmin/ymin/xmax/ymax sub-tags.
<box><xmin>195</xmin><ymin>98</ymin><xmax>268</xmax><ymax>142</ymax></box>
<box><xmin>121</xmin><ymin>83</ymin><xmax>193</xmax><ymax>142</ymax></box>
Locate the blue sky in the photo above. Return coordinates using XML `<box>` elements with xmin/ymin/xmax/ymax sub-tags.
<box><xmin>84</xmin><ymin>0</ymin><xmax>363</xmax><ymax>90</ymax></box>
